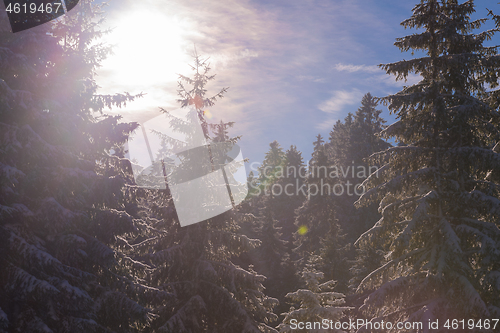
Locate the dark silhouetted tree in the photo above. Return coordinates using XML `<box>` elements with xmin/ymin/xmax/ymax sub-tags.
<box><xmin>0</xmin><ymin>1</ymin><xmax>152</xmax><ymax>331</ymax></box>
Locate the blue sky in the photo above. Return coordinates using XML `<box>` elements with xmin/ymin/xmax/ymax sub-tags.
<box><xmin>95</xmin><ymin>0</ymin><xmax>500</xmax><ymax>171</ymax></box>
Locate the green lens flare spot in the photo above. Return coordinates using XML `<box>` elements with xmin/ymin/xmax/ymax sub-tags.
<box><xmin>297</xmin><ymin>225</ymin><xmax>308</xmax><ymax>235</ymax></box>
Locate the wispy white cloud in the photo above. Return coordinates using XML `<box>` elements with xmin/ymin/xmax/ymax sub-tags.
<box><xmin>334</xmin><ymin>63</ymin><xmax>381</xmax><ymax>73</ymax></box>
<box><xmin>316</xmin><ymin>88</ymin><xmax>365</xmax><ymax>131</ymax></box>
<box><xmin>210</xmin><ymin>49</ymin><xmax>259</xmax><ymax>71</ymax></box>
<box><xmin>316</xmin><ymin>117</ymin><xmax>337</xmax><ymax>131</ymax></box>
<box><xmin>296</xmin><ymin>75</ymin><xmax>327</xmax><ymax>83</ymax></box>
<box><xmin>318</xmin><ymin>89</ymin><xmax>362</xmax><ymax>114</ymax></box>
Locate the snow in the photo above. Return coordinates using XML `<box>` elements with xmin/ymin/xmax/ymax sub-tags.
<box><xmin>58</xmin><ymin>280</ymin><xmax>92</xmax><ymax>301</ymax></box>
<box><xmin>11</xmin><ymin>266</ymin><xmax>59</xmax><ymax>295</ymax></box>
<box><xmin>8</xmin><ymin>231</ymin><xmax>61</xmax><ymax>267</ymax></box>
<box><xmin>0</xmin><ymin>307</ymin><xmax>7</xmax><ymax>324</ymax></box>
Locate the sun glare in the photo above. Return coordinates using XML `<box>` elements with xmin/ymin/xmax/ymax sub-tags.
<box><xmin>102</xmin><ymin>10</ymin><xmax>193</xmax><ymax>88</ymax></box>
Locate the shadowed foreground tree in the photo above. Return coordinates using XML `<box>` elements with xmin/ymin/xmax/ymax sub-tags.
<box><xmin>0</xmin><ymin>1</ymin><xmax>153</xmax><ymax>332</ymax></box>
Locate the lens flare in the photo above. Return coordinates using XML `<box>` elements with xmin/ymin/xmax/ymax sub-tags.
<box><xmin>297</xmin><ymin>225</ymin><xmax>308</xmax><ymax>235</ymax></box>
<box><xmin>204</xmin><ymin>110</ymin><xmax>213</xmax><ymax>119</ymax></box>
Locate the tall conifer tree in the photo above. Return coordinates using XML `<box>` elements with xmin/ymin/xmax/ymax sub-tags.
<box><xmin>258</xmin><ymin>141</ymin><xmax>286</xmax><ymax>191</ymax></box>
<box><xmin>142</xmin><ymin>52</ymin><xmax>278</xmax><ymax>333</ymax></box>
<box><xmin>294</xmin><ymin>135</ymin><xmax>334</xmax><ymax>259</ymax></box>
<box><xmin>357</xmin><ymin>0</ymin><xmax>500</xmax><ymax>328</ymax></box>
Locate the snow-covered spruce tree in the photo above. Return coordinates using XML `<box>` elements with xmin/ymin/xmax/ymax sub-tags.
<box><xmin>328</xmin><ymin>93</ymin><xmax>389</xmax><ymax>175</ymax></box>
<box><xmin>277</xmin><ymin>256</ymin><xmax>350</xmax><ymax>333</ymax></box>
<box><xmin>348</xmin><ymin>243</ymin><xmax>386</xmax><ymax>293</ymax></box>
<box><xmin>250</xmin><ymin>200</ymin><xmax>299</xmax><ymax>323</ymax></box>
<box><xmin>350</xmin><ymin>93</ymin><xmax>389</xmax><ymax>165</ymax></box>
<box><xmin>239</xmin><ymin>144</ymin><xmax>305</xmax><ymax>321</ymax></box>
<box><xmin>317</xmin><ymin>223</ymin><xmax>351</xmax><ymax>295</ymax></box>
<box><xmin>328</xmin><ymin>113</ymin><xmax>355</xmax><ymax>167</ymax></box>
<box><xmin>327</xmin><ymin>94</ymin><xmax>390</xmax><ymax>241</ymax></box>
<box><xmin>257</xmin><ymin>140</ymin><xmax>287</xmax><ymax>193</ymax></box>
<box><xmin>242</xmin><ymin>140</ymin><xmax>287</xmax><ymax>245</ymax></box>
<box><xmin>248</xmin><ymin>142</ymin><xmax>304</xmax><ymax>251</ymax></box>
<box><xmin>139</xmin><ymin>52</ymin><xmax>278</xmax><ymax>333</ymax></box>
<box><xmin>293</xmin><ymin>136</ymin><xmax>338</xmax><ymax>260</ymax></box>
<box><xmin>293</xmin><ymin>135</ymin><xmax>330</xmax><ymax>257</ymax></box>
<box><xmin>291</xmin><ymin>135</ymin><xmax>352</xmax><ymax>292</ymax></box>
<box><xmin>356</xmin><ymin>0</ymin><xmax>500</xmax><ymax>329</ymax></box>
<box><xmin>323</xmin><ymin>95</ymin><xmax>390</xmax><ymax>296</ymax></box>
<box><xmin>253</xmin><ymin>204</ymin><xmax>287</xmax><ymax>284</ymax></box>
<box><xmin>0</xmin><ymin>1</ymin><xmax>154</xmax><ymax>331</ymax></box>
<box><xmin>273</xmin><ymin>145</ymin><xmax>307</xmax><ymax>248</ymax></box>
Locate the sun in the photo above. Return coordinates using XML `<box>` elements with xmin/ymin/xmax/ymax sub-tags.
<box><xmin>101</xmin><ymin>9</ymin><xmax>193</xmax><ymax>88</ymax></box>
